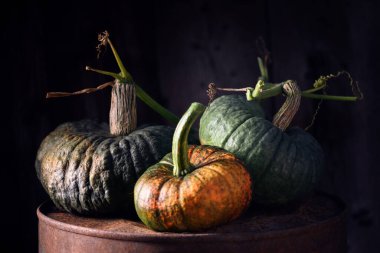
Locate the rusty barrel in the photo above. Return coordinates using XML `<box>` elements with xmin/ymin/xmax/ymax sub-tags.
<box><xmin>37</xmin><ymin>192</ymin><xmax>347</xmax><ymax>253</ymax></box>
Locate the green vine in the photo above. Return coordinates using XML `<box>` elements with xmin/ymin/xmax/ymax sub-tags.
<box><xmin>210</xmin><ymin>57</ymin><xmax>362</xmax><ymax>103</ymax></box>
<box><xmin>207</xmin><ymin>56</ymin><xmax>363</xmax><ymax>130</ymax></box>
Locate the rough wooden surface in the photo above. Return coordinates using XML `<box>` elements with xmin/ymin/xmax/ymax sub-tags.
<box><xmin>1</xmin><ymin>0</ymin><xmax>379</xmax><ymax>252</ymax></box>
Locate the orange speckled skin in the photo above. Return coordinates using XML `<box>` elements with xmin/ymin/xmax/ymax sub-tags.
<box><xmin>134</xmin><ymin>145</ymin><xmax>252</xmax><ymax>232</ymax></box>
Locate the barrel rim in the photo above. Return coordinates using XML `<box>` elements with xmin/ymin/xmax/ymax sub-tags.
<box><xmin>37</xmin><ymin>192</ymin><xmax>346</xmax><ymax>243</ymax></box>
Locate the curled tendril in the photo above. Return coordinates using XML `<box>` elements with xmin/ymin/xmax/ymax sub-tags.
<box><xmin>96</xmin><ymin>30</ymin><xmax>110</xmax><ymax>59</ymax></box>
<box><xmin>313</xmin><ymin>73</ymin><xmax>340</xmax><ymax>88</ymax></box>
<box><xmin>306</xmin><ymin>70</ymin><xmax>363</xmax><ymax>131</ymax></box>
<box><xmin>313</xmin><ymin>77</ymin><xmax>327</xmax><ymax>88</ymax></box>
<box><xmin>312</xmin><ymin>71</ymin><xmax>363</xmax><ymax>100</ymax></box>
<box><xmin>305</xmin><ymin>92</ymin><xmax>324</xmax><ymax>131</ymax></box>
<box><xmin>342</xmin><ymin>71</ymin><xmax>364</xmax><ymax>100</ymax></box>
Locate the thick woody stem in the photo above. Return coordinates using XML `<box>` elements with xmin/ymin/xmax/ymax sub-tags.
<box><xmin>110</xmin><ymin>80</ymin><xmax>137</xmax><ymax>135</ymax></box>
<box><xmin>272</xmin><ymin>80</ymin><xmax>301</xmax><ymax>131</ymax></box>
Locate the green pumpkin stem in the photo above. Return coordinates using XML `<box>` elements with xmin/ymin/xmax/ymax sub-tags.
<box><xmin>104</xmin><ymin>34</ymin><xmax>132</xmax><ymax>81</ymax></box>
<box><xmin>257</xmin><ymin>57</ymin><xmax>269</xmax><ymax>82</ymax></box>
<box><xmin>85</xmin><ymin>66</ymin><xmax>123</xmax><ymax>80</ymax></box>
<box><xmin>272</xmin><ymin>80</ymin><xmax>301</xmax><ymax>131</ymax></box>
<box><xmin>300</xmin><ymin>93</ymin><xmax>358</xmax><ymax>101</ymax></box>
<box><xmin>135</xmin><ymin>85</ymin><xmax>180</xmax><ymax>124</ymax></box>
<box><xmin>173</xmin><ymin>102</ymin><xmax>206</xmax><ymax>177</ymax></box>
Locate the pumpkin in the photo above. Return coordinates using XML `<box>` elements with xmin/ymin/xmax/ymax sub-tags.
<box><xmin>134</xmin><ymin>102</ymin><xmax>252</xmax><ymax>232</ymax></box>
<box><xmin>35</xmin><ymin>32</ymin><xmax>180</xmax><ymax>215</ymax></box>
<box><xmin>199</xmin><ymin>81</ymin><xmax>324</xmax><ymax>205</ymax></box>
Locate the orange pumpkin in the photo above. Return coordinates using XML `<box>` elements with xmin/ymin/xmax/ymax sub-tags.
<box><xmin>134</xmin><ymin>103</ymin><xmax>252</xmax><ymax>231</ymax></box>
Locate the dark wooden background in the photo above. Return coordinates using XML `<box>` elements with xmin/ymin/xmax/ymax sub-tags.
<box><xmin>1</xmin><ymin>0</ymin><xmax>379</xmax><ymax>252</ymax></box>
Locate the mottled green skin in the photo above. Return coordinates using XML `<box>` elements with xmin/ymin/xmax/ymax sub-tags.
<box><xmin>35</xmin><ymin>120</ymin><xmax>174</xmax><ymax>215</ymax></box>
<box><xmin>199</xmin><ymin>95</ymin><xmax>324</xmax><ymax>205</ymax></box>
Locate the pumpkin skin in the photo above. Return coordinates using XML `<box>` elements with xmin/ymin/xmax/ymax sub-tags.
<box><xmin>36</xmin><ymin>33</ymin><xmax>184</xmax><ymax>216</ymax></box>
<box><xmin>35</xmin><ymin>119</ymin><xmax>174</xmax><ymax>215</ymax></box>
<box><xmin>199</xmin><ymin>95</ymin><xmax>324</xmax><ymax>205</ymax></box>
<box><xmin>134</xmin><ymin>145</ymin><xmax>252</xmax><ymax>232</ymax></box>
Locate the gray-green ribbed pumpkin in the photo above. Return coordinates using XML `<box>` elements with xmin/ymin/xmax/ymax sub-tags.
<box><xmin>35</xmin><ymin>32</ymin><xmax>180</xmax><ymax>215</ymax></box>
<box><xmin>36</xmin><ymin>118</ymin><xmax>175</xmax><ymax>215</ymax></box>
<box><xmin>199</xmin><ymin>81</ymin><xmax>324</xmax><ymax>205</ymax></box>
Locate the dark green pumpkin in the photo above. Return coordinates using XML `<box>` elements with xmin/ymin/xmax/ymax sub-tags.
<box><xmin>199</xmin><ymin>94</ymin><xmax>324</xmax><ymax>205</ymax></box>
<box><xmin>35</xmin><ymin>33</ymin><xmax>181</xmax><ymax>215</ymax></box>
<box><xmin>36</xmin><ymin>119</ymin><xmax>174</xmax><ymax>215</ymax></box>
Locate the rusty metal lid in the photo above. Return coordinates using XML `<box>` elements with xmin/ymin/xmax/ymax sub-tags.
<box><xmin>37</xmin><ymin>192</ymin><xmax>346</xmax><ymax>243</ymax></box>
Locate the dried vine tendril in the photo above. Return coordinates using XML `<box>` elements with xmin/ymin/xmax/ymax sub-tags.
<box><xmin>304</xmin><ymin>71</ymin><xmax>363</xmax><ymax>130</ymax></box>
<box><xmin>97</xmin><ymin>30</ymin><xmax>110</xmax><ymax>59</ymax></box>
<box><xmin>304</xmin><ymin>91</ymin><xmax>325</xmax><ymax>131</ymax></box>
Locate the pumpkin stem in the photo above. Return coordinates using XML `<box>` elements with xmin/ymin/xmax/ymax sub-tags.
<box><xmin>135</xmin><ymin>85</ymin><xmax>180</xmax><ymax>124</ymax></box>
<box><xmin>173</xmin><ymin>102</ymin><xmax>206</xmax><ymax>177</ymax></box>
<box><xmin>109</xmin><ymin>79</ymin><xmax>137</xmax><ymax>135</ymax></box>
<box><xmin>85</xmin><ymin>66</ymin><xmax>123</xmax><ymax>80</ymax></box>
<box><xmin>272</xmin><ymin>80</ymin><xmax>301</xmax><ymax>131</ymax></box>
<box><xmin>257</xmin><ymin>57</ymin><xmax>269</xmax><ymax>82</ymax></box>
